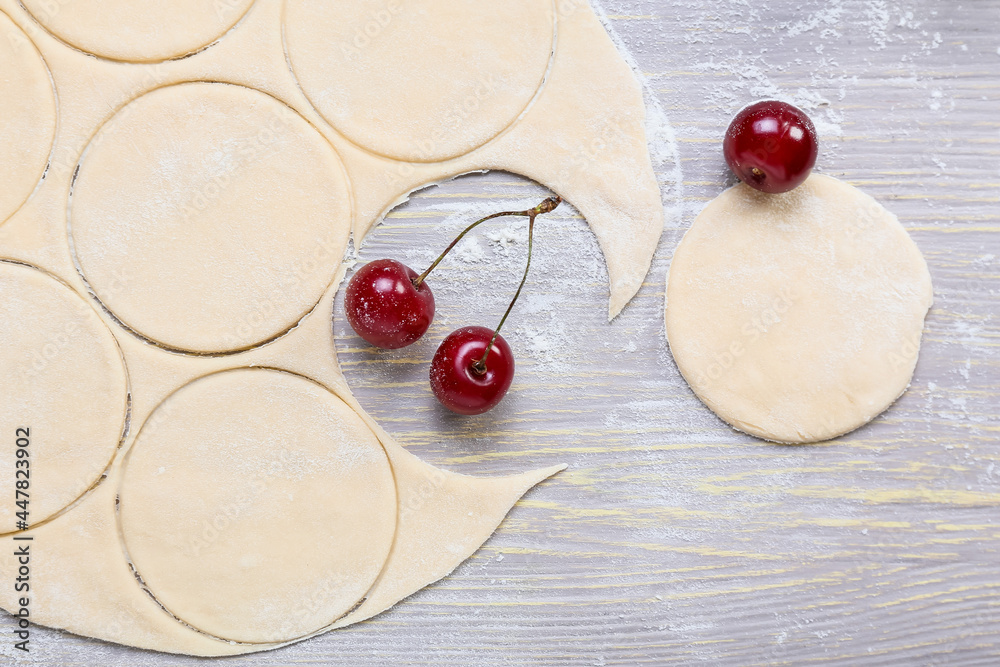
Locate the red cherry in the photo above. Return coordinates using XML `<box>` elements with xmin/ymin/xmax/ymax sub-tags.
<box><xmin>344</xmin><ymin>259</ymin><xmax>435</xmax><ymax>349</ymax></box>
<box><xmin>723</xmin><ymin>100</ymin><xmax>818</xmax><ymax>194</ymax></box>
<box><xmin>430</xmin><ymin>326</ymin><xmax>514</xmax><ymax>415</ymax></box>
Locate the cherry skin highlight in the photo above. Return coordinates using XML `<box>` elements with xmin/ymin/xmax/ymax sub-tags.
<box><xmin>344</xmin><ymin>258</ymin><xmax>435</xmax><ymax>349</ymax></box>
<box><xmin>723</xmin><ymin>100</ymin><xmax>818</xmax><ymax>194</ymax></box>
<box><xmin>430</xmin><ymin>326</ymin><xmax>514</xmax><ymax>415</ymax></box>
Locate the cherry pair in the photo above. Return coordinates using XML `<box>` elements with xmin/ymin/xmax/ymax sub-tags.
<box><xmin>344</xmin><ymin>196</ymin><xmax>562</xmax><ymax>415</ymax></box>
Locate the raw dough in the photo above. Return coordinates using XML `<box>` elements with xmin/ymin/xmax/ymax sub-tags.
<box><xmin>0</xmin><ymin>9</ymin><xmax>56</xmax><ymax>225</ymax></box>
<box><xmin>284</xmin><ymin>0</ymin><xmax>553</xmax><ymax>162</ymax></box>
<box><xmin>119</xmin><ymin>369</ymin><xmax>396</xmax><ymax>644</ymax></box>
<box><xmin>0</xmin><ymin>0</ymin><xmax>664</xmax><ymax>655</ymax></box>
<box><xmin>20</xmin><ymin>0</ymin><xmax>255</xmax><ymax>62</ymax></box>
<box><xmin>665</xmin><ymin>174</ymin><xmax>933</xmax><ymax>443</ymax></box>
<box><xmin>70</xmin><ymin>82</ymin><xmax>351</xmax><ymax>354</ymax></box>
<box><xmin>0</xmin><ymin>261</ymin><xmax>128</xmax><ymax>532</ymax></box>
<box><xmin>0</xmin><ymin>368</ymin><xmax>564</xmax><ymax>655</ymax></box>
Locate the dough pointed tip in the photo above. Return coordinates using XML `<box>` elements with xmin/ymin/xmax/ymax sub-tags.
<box><xmin>330</xmin><ymin>451</ymin><xmax>567</xmax><ymax>630</ymax></box>
<box><xmin>515</xmin><ymin>463</ymin><xmax>568</xmax><ymax>487</ymax></box>
<box><xmin>608</xmin><ymin>294</ymin><xmax>626</xmax><ymax>322</ymax></box>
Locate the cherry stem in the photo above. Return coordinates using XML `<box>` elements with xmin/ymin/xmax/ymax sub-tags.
<box><xmin>471</xmin><ymin>196</ymin><xmax>560</xmax><ymax>375</ymax></box>
<box><xmin>412</xmin><ymin>195</ymin><xmax>562</xmax><ymax>289</ymax></box>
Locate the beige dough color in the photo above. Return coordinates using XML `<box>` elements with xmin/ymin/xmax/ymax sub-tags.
<box><xmin>666</xmin><ymin>174</ymin><xmax>933</xmax><ymax>444</ymax></box>
<box><xmin>70</xmin><ymin>82</ymin><xmax>351</xmax><ymax>354</ymax></box>
<box><xmin>283</xmin><ymin>0</ymin><xmax>553</xmax><ymax>162</ymax></box>
<box><xmin>0</xmin><ymin>262</ymin><xmax>128</xmax><ymax>532</ymax></box>
<box><xmin>0</xmin><ymin>9</ymin><xmax>56</xmax><ymax>225</ymax></box>
<box><xmin>20</xmin><ymin>0</ymin><xmax>255</xmax><ymax>62</ymax></box>
<box><xmin>119</xmin><ymin>369</ymin><xmax>397</xmax><ymax>644</ymax></box>
<box><xmin>0</xmin><ymin>0</ymin><xmax>663</xmax><ymax>655</ymax></box>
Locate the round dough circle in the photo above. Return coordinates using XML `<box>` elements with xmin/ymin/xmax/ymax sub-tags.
<box><xmin>118</xmin><ymin>369</ymin><xmax>397</xmax><ymax>644</ymax></box>
<box><xmin>0</xmin><ymin>10</ymin><xmax>56</xmax><ymax>224</ymax></box>
<box><xmin>20</xmin><ymin>0</ymin><xmax>255</xmax><ymax>62</ymax></box>
<box><xmin>70</xmin><ymin>82</ymin><xmax>351</xmax><ymax>354</ymax></box>
<box><xmin>283</xmin><ymin>0</ymin><xmax>553</xmax><ymax>162</ymax></box>
<box><xmin>0</xmin><ymin>262</ymin><xmax>128</xmax><ymax>532</ymax></box>
<box><xmin>665</xmin><ymin>174</ymin><xmax>933</xmax><ymax>443</ymax></box>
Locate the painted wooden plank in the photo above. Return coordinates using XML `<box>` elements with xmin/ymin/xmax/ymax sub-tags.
<box><xmin>3</xmin><ymin>0</ymin><xmax>998</xmax><ymax>665</ymax></box>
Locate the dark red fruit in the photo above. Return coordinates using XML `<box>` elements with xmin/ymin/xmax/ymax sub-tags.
<box><xmin>430</xmin><ymin>326</ymin><xmax>514</xmax><ymax>415</ymax></box>
<box><xmin>723</xmin><ymin>100</ymin><xmax>818</xmax><ymax>194</ymax></box>
<box><xmin>344</xmin><ymin>259</ymin><xmax>434</xmax><ymax>349</ymax></box>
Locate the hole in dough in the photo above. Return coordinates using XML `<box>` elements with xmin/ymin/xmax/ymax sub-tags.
<box><xmin>0</xmin><ymin>10</ymin><xmax>56</xmax><ymax>225</ymax></box>
<box><xmin>665</xmin><ymin>174</ymin><xmax>933</xmax><ymax>444</ymax></box>
<box><xmin>333</xmin><ymin>172</ymin><xmax>611</xmax><ymax>433</ymax></box>
<box><xmin>117</xmin><ymin>368</ymin><xmax>396</xmax><ymax>644</ymax></box>
<box><xmin>20</xmin><ymin>0</ymin><xmax>255</xmax><ymax>62</ymax></box>
<box><xmin>283</xmin><ymin>0</ymin><xmax>553</xmax><ymax>162</ymax></box>
<box><xmin>69</xmin><ymin>82</ymin><xmax>352</xmax><ymax>355</ymax></box>
<box><xmin>0</xmin><ymin>261</ymin><xmax>128</xmax><ymax>532</ymax></box>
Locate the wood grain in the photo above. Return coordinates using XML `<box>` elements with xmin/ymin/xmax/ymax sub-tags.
<box><xmin>5</xmin><ymin>0</ymin><xmax>999</xmax><ymax>664</ymax></box>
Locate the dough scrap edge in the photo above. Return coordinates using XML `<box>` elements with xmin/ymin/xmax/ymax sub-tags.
<box><xmin>332</xmin><ymin>410</ymin><xmax>567</xmax><ymax>630</ymax></box>
<box><xmin>664</xmin><ymin>174</ymin><xmax>934</xmax><ymax>445</ymax></box>
<box><xmin>340</xmin><ymin>0</ymin><xmax>664</xmax><ymax>321</ymax></box>
<box><xmin>0</xmin><ymin>393</ymin><xmax>564</xmax><ymax>657</ymax></box>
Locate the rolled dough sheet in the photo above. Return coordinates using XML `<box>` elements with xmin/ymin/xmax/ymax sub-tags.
<box><xmin>284</xmin><ymin>0</ymin><xmax>553</xmax><ymax>163</ymax></box>
<box><xmin>117</xmin><ymin>369</ymin><xmax>398</xmax><ymax>645</ymax></box>
<box><xmin>20</xmin><ymin>0</ymin><xmax>255</xmax><ymax>62</ymax></box>
<box><xmin>0</xmin><ymin>276</ymin><xmax>566</xmax><ymax>656</ymax></box>
<box><xmin>665</xmin><ymin>174</ymin><xmax>933</xmax><ymax>444</ymax></box>
<box><xmin>0</xmin><ymin>0</ymin><xmax>663</xmax><ymax>654</ymax></box>
<box><xmin>0</xmin><ymin>261</ymin><xmax>128</xmax><ymax>532</ymax></box>
<box><xmin>0</xmin><ymin>9</ymin><xmax>56</xmax><ymax>225</ymax></box>
<box><xmin>69</xmin><ymin>81</ymin><xmax>351</xmax><ymax>354</ymax></box>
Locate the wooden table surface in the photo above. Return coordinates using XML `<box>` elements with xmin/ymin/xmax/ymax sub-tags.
<box><xmin>9</xmin><ymin>0</ymin><xmax>999</xmax><ymax>665</ymax></box>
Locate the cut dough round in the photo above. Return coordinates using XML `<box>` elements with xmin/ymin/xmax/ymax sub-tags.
<box><xmin>665</xmin><ymin>174</ymin><xmax>933</xmax><ymax>443</ymax></box>
<box><xmin>118</xmin><ymin>369</ymin><xmax>397</xmax><ymax>644</ymax></box>
<box><xmin>0</xmin><ymin>261</ymin><xmax>128</xmax><ymax>532</ymax></box>
<box><xmin>0</xmin><ymin>10</ymin><xmax>56</xmax><ymax>225</ymax></box>
<box><xmin>70</xmin><ymin>82</ymin><xmax>351</xmax><ymax>354</ymax></box>
<box><xmin>283</xmin><ymin>0</ymin><xmax>553</xmax><ymax>162</ymax></box>
<box><xmin>20</xmin><ymin>0</ymin><xmax>254</xmax><ymax>62</ymax></box>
